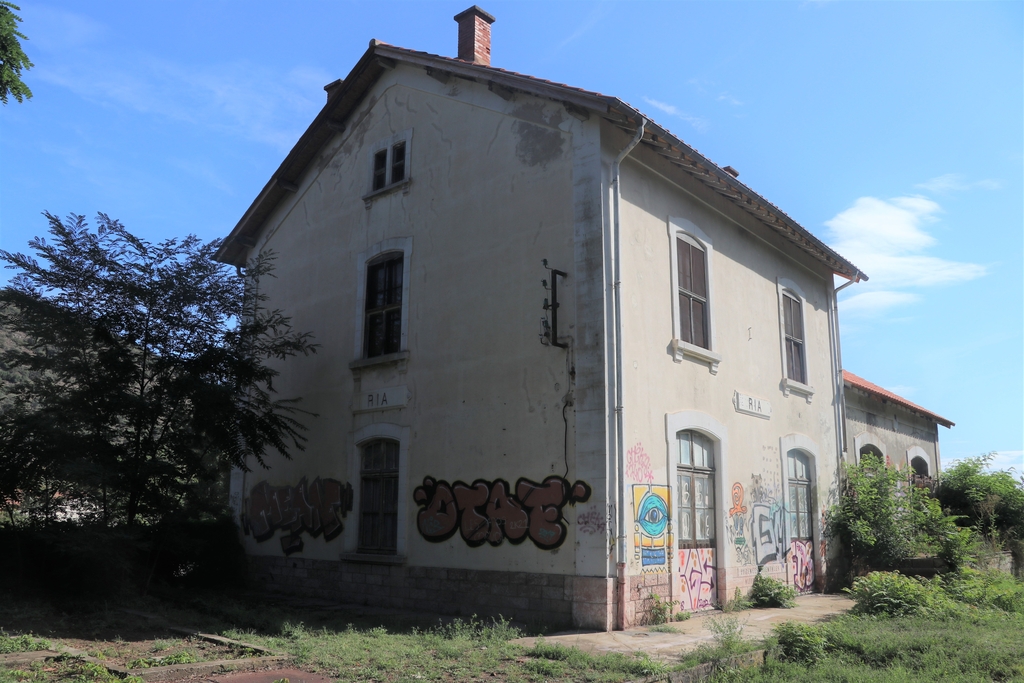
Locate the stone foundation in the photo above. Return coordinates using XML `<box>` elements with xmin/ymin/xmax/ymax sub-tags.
<box><xmin>248</xmin><ymin>556</ymin><xmax>614</xmax><ymax>630</ymax></box>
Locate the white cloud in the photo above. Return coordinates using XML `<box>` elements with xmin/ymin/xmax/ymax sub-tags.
<box><xmin>838</xmin><ymin>290</ymin><xmax>919</xmax><ymax>317</ymax></box>
<box><xmin>915</xmin><ymin>173</ymin><xmax>1002</xmax><ymax>194</ymax></box>
<box><xmin>642</xmin><ymin>97</ymin><xmax>709</xmax><ymax>133</ymax></box>
<box><xmin>829</xmin><ymin>196</ymin><xmax>986</xmax><ymax>316</ymax></box>
<box><xmin>716</xmin><ymin>93</ymin><xmax>744</xmax><ymax>106</ymax></box>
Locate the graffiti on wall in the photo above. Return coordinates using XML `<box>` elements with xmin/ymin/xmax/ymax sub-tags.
<box><xmin>790</xmin><ymin>539</ymin><xmax>815</xmax><ymax>593</ymax></box>
<box><xmin>726</xmin><ymin>483</ymin><xmax>755</xmax><ymax>566</ymax></box>
<box><xmin>633</xmin><ymin>484</ymin><xmax>672</xmax><ymax>572</ymax></box>
<box><xmin>749</xmin><ymin>474</ymin><xmax>787</xmax><ymax>566</ymax></box>
<box><xmin>679</xmin><ymin>548</ymin><xmax>716</xmax><ymax>611</ymax></box>
<box><xmin>625</xmin><ymin>442</ymin><xmax>654</xmax><ymax>483</ymax></box>
<box><xmin>413</xmin><ymin>476</ymin><xmax>591</xmax><ymax>549</ymax></box>
<box><xmin>242</xmin><ymin>477</ymin><xmax>354</xmax><ymax>555</ymax></box>
<box><xmin>576</xmin><ymin>505</ymin><xmax>607</xmax><ymax>535</ymax></box>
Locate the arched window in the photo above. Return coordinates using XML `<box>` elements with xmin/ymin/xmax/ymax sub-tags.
<box><xmin>859</xmin><ymin>444</ymin><xmax>883</xmax><ymax>464</ymax></box>
<box><xmin>359</xmin><ymin>439</ymin><xmax>399</xmax><ymax>553</ymax></box>
<box><xmin>787</xmin><ymin>450</ymin><xmax>811</xmax><ymax>540</ymax></box>
<box><xmin>910</xmin><ymin>456</ymin><xmax>929</xmax><ymax>477</ymax></box>
<box><xmin>677</xmin><ymin>430</ymin><xmax>715</xmax><ymax>548</ymax></box>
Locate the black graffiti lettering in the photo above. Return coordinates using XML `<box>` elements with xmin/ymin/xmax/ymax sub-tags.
<box><xmin>413</xmin><ymin>475</ymin><xmax>591</xmax><ymax>550</ymax></box>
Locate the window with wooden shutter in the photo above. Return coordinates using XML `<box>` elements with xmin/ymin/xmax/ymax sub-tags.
<box><xmin>364</xmin><ymin>254</ymin><xmax>403</xmax><ymax>357</ymax></box>
<box><xmin>359</xmin><ymin>439</ymin><xmax>399</xmax><ymax>553</ymax></box>
<box><xmin>782</xmin><ymin>292</ymin><xmax>806</xmax><ymax>384</ymax></box>
<box><xmin>677</xmin><ymin>238</ymin><xmax>709</xmax><ymax>350</ymax></box>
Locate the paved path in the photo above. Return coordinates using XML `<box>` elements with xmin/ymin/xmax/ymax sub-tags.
<box><xmin>512</xmin><ymin>594</ymin><xmax>853</xmax><ymax>662</ymax></box>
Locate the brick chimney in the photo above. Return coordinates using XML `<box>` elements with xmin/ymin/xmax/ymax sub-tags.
<box><xmin>455</xmin><ymin>6</ymin><xmax>496</xmax><ymax>66</ymax></box>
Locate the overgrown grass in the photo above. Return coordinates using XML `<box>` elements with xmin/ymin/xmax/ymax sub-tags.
<box><xmin>0</xmin><ymin>633</ymin><xmax>51</xmax><ymax>655</ymax></box>
<box><xmin>715</xmin><ymin>571</ymin><xmax>1024</xmax><ymax>682</ymax></box>
<box><xmin>0</xmin><ymin>657</ymin><xmax>144</xmax><ymax>683</ymax></box>
<box><xmin>715</xmin><ymin>609</ymin><xmax>1024</xmax><ymax>682</ymax></box>
<box><xmin>222</xmin><ymin>616</ymin><xmax>664</xmax><ymax>683</ymax></box>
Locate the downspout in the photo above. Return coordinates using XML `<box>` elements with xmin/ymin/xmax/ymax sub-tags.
<box><xmin>829</xmin><ymin>276</ymin><xmax>859</xmax><ymax>472</ymax></box>
<box><xmin>612</xmin><ymin>116</ymin><xmax>646</xmax><ymax>631</ymax></box>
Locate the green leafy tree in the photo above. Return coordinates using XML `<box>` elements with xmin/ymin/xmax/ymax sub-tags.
<box><xmin>0</xmin><ymin>1</ymin><xmax>33</xmax><ymax>104</ymax></box>
<box><xmin>937</xmin><ymin>454</ymin><xmax>1024</xmax><ymax>551</ymax></box>
<box><xmin>0</xmin><ymin>212</ymin><xmax>317</xmax><ymax>526</ymax></box>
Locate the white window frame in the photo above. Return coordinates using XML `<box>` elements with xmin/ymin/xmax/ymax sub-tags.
<box><xmin>779</xmin><ymin>433</ymin><xmax>821</xmax><ymax>590</ymax></box>
<box><xmin>364</xmin><ymin>129</ymin><xmax>413</xmax><ymax>202</ymax></box>
<box><xmin>668</xmin><ymin>217</ymin><xmax>721</xmax><ymax>374</ymax></box>
<box><xmin>665</xmin><ymin>410</ymin><xmax>727</xmax><ymax>605</ymax></box>
<box><xmin>344</xmin><ymin>422</ymin><xmax>411</xmax><ymax>560</ymax></box>
<box><xmin>354</xmin><ymin>237</ymin><xmax>413</xmax><ymax>361</ymax></box>
<box><xmin>776</xmin><ymin>278</ymin><xmax>814</xmax><ymax>402</ymax></box>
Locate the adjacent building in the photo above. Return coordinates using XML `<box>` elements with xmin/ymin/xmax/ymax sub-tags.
<box><xmin>842</xmin><ymin>370</ymin><xmax>953</xmax><ymax>483</ymax></box>
<box><xmin>218</xmin><ymin>7</ymin><xmax>875</xmax><ymax>629</ymax></box>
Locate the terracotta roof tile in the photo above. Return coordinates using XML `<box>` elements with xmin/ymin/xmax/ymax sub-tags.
<box><xmin>843</xmin><ymin>370</ymin><xmax>954</xmax><ymax>428</ymax></box>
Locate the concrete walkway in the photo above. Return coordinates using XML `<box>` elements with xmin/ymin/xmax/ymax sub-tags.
<box><xmin>512</xmin><ymin>594</ymin><xmax>853</xmax><ymax>662</ymax></box>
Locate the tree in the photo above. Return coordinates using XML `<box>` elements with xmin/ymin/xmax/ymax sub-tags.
<box><xmin>0</xmin><ymin>1</ymin><xmax>33</xmax><ymax>105</ymax></box>
<box><xmin>937</xmin><ymin>454</ymin><xmax>1024</xmax><ymax>551</ymax></box>
<box><xmin>0</xmin><ymin>212</ymin><xmax>317</xmax><ymax>526</ymax></box>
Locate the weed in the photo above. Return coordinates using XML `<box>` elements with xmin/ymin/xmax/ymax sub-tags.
<box><xmin>749</xmin><ymin>571</ymin><xmax>796</xmax><ymax>608</ymax></box>
<box><xmin>674</xmin><ymin>610</ymin><xmax>692</xmax><ymax>621</ymax></box>
<box><xmin>845</xmin><ymin>571</ymin><xmax>948</xmax><ymax>616</ymax></box>
<box><xmin>648</xmin><ymin>592</ymin><xmax>675</xmax><ymax>625</ymax></box>
<box><xmin>0</xmin><ymin>633</ymin><xmax>51</xmax><ymax>654</ymax></box>
<box><xmin>722</xmin><ymin>587</ymin><xmax>751</xmax><ymax>613</ymax></box>
<box><xmin>649</xmin><ymin>624</ymin><xmax>679</xmax><ymax>633</ymax></box>
<box><xmin>771</xmin><ymin>621</ymin><xmax>827</xmax><ymax>663</ymax></box>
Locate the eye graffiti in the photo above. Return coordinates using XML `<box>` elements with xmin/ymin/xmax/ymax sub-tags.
<box><xmin>632</xmin><ymin>484</ymin><xmax>673</xmax><ymax>571</ymax></box>
<box><xmin>413</xmin><ymin>476</ymin><xmax>591</xmax><ymax>550</ymax></box>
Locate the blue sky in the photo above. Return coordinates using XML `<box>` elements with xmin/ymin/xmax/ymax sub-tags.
<box><xmin>1</xmin><ymin>1</ymin><xmax>1021</xmax><ymax>471</ymax></box>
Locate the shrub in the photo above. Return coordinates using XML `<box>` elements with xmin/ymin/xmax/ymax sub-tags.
<box><xmin>749</xmin><ymin>570</ymin><xmax>796</xmax><ymax>608</ymax></box>
<box><xmin>772</xmin><ymin>621</ymin><xmax>827</xmax><ymax>663</ymax></box>
<box><xmin>845</xmin><ymin>571</ymin><xmax>949</xmax><ymax>616</ymax></box>
<box><xmin>722</xmin><ymin>587</ymin><xmax>751</xmax><ymax>613</ymax></box>
<box><xmin>941</xmin><ymin>568</ymin><xmax>1024</xmax><ymax>614</ymax></box>
<box><xmin>674</xmin><ymin>610</ymin><xmax>692</xmax><ymax>622</ymax></box>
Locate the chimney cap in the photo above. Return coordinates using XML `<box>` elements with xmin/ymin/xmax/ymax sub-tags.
<box><xmin>454</xmin><ymin>5</ymin><xmax>496</xmax><ymax>24</ymax></box>
<box><xmin>723</xmin><ymin>166</ymin><xmax>739</xmax><ymax>178</ymax></box>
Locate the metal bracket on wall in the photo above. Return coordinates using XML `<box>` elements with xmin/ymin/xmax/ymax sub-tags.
<box><xmin>541</xmin><ymin>260</ymin><xmax>569</xmax><ymax>349</ymax></box>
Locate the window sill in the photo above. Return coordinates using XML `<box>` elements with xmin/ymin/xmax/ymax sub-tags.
<box><xmin>671</xmin><ymin>339</ymin><xmax>722</xmax><ymax>375</ymax></box>
<box><xmin>362</xmin><ymin>179</ymin><xmax>411</xmax><ymax>207</ymax></box>
<box><xmin>783</xmin><ymin>378</ymin><xmax>815</xmax><ymax>403</ymax></box>
<box><xmin>349</xmin><ymin>350</ymin><xmax>409</xmax><ymax>372</ymax></box>
<box><xmin>340</xmin><ymin>552</ymin><xmax>406</xmax><ymax>566</ymax></box>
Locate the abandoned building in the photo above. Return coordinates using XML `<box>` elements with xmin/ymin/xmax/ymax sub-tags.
<box><xmin>216</xmin><ymin>6</ymin><xmax>895</xmax><ymax>629</ymax></box>
<box><xmin>842</xmin><ymin>370</ymin><xmax>953</xmax><ymax>484</ymax></box>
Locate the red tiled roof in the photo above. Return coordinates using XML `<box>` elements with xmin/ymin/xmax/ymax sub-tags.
<box><xmin>843</xmin><ymin>370</ymin><xmax>954</xmax><ymax>428</ymax></box>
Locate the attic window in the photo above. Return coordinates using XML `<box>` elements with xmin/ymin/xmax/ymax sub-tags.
<box><xmin>370</xmin><ymin>133</ymin><xmax>411</xmax><ymax>194</ymax></box>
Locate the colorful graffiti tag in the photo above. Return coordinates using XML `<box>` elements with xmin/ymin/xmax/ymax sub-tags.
<box><xmin>625</xmin><ymin>442</ymin><xmax>654</xmax><ymax>483</ymax></box>
<box><xmin>413</xmin><ymin>476</ymin><xmax>591</xmax><ymax>549</ymax></box>
<box><xmin>632</xmin><ymin>484</ymin><xmax>672</xmax><ymax>572</ymax></box>
<box><xmin>790</xmin><ymin>539</ymin><xmax>815</xmax><ymax>592</ymax></box>
<box><xmin>679</xmin><ymin>548</ymin><xmax>716</xmax><ymax>611</ymax></box>
<box><xmin>726</xmin><ymin>483</ymin><xmax>755</xmax><ymax>566</ymax></box>
<box><xmin>242</xmin><ymin>477</ymin><xmax>354</xmax><ymax>555</ymax></box>
<box><xmin>749</xmin><ymin>474</ymin><xmax>787</xmax><ymax>567</ymax></box>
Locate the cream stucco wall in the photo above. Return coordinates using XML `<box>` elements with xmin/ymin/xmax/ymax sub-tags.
<box><xmin>610</xmin><ymin>128</ymin><xmax>841</xmax><ymax>601</ymax></box>
<box><xmin>235</xmin><ymin>65</ymin><xmax>606</xmax><ymax>577</ymax></box>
